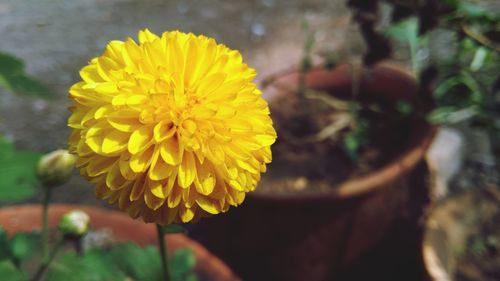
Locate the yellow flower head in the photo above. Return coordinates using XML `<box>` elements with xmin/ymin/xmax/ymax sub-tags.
<box><xmin>68</xmin><ymin>29</ymin><xmax>276</xmax><ymax>224</ymax></box>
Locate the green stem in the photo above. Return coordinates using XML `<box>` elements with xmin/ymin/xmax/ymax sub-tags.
<box><xmin>41</xmin><ymin>186</ymin><xmax>52</xmax><ymax>263</ymax></box>
<box><xmin>156</xmin><ymin>224</ymin><xmax>171</xmax><ymax>281</ymax></box>
<box><xmin>31</xmin><ymin>237</ymin><xmax>63</xmax><ymax>281</ymax></box>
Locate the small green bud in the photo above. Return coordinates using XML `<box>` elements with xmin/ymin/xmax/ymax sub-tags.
<box><xmin>59</xmin><ymin>210</ymin><xmax>90</xmax><ymax>238</ymax></box>
<box><xmin>37</xmin><ymin>149</ymin><xmax>77</xmax><ymax>187</ymax></box>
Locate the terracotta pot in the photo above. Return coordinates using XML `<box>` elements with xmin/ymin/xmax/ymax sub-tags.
<box><xmin>422</xmin><ymin>186</ymin><xmax>500</xmax><ymax>281</ymax></box>
<box><xmin>0</xmin><ymin>204</ymin><xmax>240</xmax><ymax>281</ymax></box>
<box><xmin>193</xmin><ymin>62</ymin><xmax>436</xmax><ymax>281</ymax></box>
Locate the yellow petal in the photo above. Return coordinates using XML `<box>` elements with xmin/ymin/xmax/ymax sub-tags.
<box><xmin>179</xmin><ymin>206</ymin><xmax>195</xmax><ymax>223</ymax></box>
<box><xmin>148</xmin><ymin>147</ymin><xmax>173</xmax><ymax>181</ymax></box>
<box><xmin>95</xmin><ymin>82</ymin><xmax>118</xmax><ymax>94</ymax></box>
<box><xmin>167</xmin><ymin>186</ymin><xmax>182</xmax><ymax>208</ymax></box>
<box><xmin>255</xmin><ymin>134</ymin><xmax>277</xmax><ymax>146</ymax></box>
<box><xmin>102</xmin><ymin>131</ymin><xmax>129</xmax><ymax>154</ymax></box>
<box><xmin>144</xmin><ymin>188</ymin><xmax>165</xmax><ymax>210</ymax></box>
<box><xmin>148</xmin><ymin>178</ymin><xmax>166</xmax><ymax>199</ymax></box>
<box><xmin>197</xmin><ymin>72</ymin><xmax>226</xmax><ymax>96</ymax></box>
<box><xmin>138</xmin><ymin>29</ymin><xmax>159</xmax><ymax>44</ymax></box>
<box><xmin>178</xmin><ymin>152</ymin><xmax>196</xmax><ymax>188</ymax></box>
<box><xmin>86</xmin><ymin>156</ymin><xmax>117</xmax><ymax>177</ymax></box>
<box><xmin>126</xmin><ymin>95</ymin><xmax>148</xmax><ymax>106</ymax></box>
<box><xmin>160</xmin><ymin>137</ymin><xmax>182</xmax><ymax>165</ymax></box>
<box><xmin>129</xmin><ymin>146</ymin><xmax>154</xmax><ymax>173</ymax></box>
<box><xmin>80</xmin><ymin>65</ymin><xmax>102</xmax><ymax>83</ymax></box>
<box><xmin>128</xmin><ymin>126</ymin><xmax>153</xmax><ymax>154</ymax></box>
<box><xmin>118</xmin><ymin>155</ymin><xmax>136</xmax><ymax>180</ymax></box>
<box><xmin>194</xmin><ymin>164</ymin><xmax>215</xmax><ymax>195</ymax></box>
<box><xmin>153</xmin><ymin>121</ymin><xmax>175</xmax><ymax>143</ymax></box>
<box><xmin>129</xmin><ymin>176</ymin><xmax>145</xmax><ymax>201</ymax></box>
<box><xmin>106</xmin><ymin>162</ymin><xmax>127</xmax><ymax>190</ymax></box>
<box><xmin>181</xmin><ymin>119</ymin><xmax>197</xmax><ymax>137</ymax></box>
<box><xmin>108</xmin><ymin>117</ymin><xmax>141</xmax><ymax>133</ymax></box>
<box><xmin>196</xmin><ymin>196</ymin><xmax>221</xmax><ymax>214</ymax></box>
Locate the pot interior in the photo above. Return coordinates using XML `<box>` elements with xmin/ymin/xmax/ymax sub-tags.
<box><xmin>257</xmin><ymin>63</ymin><xmax>432</xmax><ymax>198</ymax></box>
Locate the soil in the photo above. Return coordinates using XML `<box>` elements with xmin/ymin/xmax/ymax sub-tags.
<box><xmin>257</xmin><ymin>76</ymin><xmax>415</xmax><ymax>195</ymax></box>
<box><xmin>453</xmin><ymin>187</ymin><xmax>500</xmax><ymax>281</ymax></box>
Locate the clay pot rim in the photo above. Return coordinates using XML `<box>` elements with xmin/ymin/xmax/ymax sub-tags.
<box><xmin>0</xmin><ymin>204</ymin><xmax>240</xmax><ymax>281</ymax></box>
<box><xmin>251</xmin><ymin>62</ymin><xmax>437</xmax><ymax>204</ymax></box>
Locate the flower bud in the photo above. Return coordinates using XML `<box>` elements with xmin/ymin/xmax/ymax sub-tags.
<box><xmin>59</xmin><ymin>210</ymin><xmax>90</xmax><ymax>238</ymax></box>
<box><xmin>37</xmin><ymin>149</ymin><xmax>77</xmax><ymax>187</ymax></box>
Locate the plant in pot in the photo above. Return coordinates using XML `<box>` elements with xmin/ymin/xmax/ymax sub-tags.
<box><xmin>0</xmin><ymin>29</ymin><xmax>278</xmax><ymax>281</ymax></box>
<box><xmin>409</xmin><ymin>1</ymin><xmax>500</xmax><ymax>280</ymax></box>
<box><xmin>193</xmin><ymin>1</ymin><xmax>439</xmax><ymax>281</ymax></box>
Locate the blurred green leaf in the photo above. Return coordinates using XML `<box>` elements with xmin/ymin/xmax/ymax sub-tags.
<box><xmin>0</xmin><ymin>136</ymin><xmax>41</xmax><ymax>202</ymax></box>
<box><xmin>47</xmin><ymin>249</ymin><xmax>127</xmax><ymax>281</ymax></box>
<box><xmin>428</xmin><ymin>106</ymin><xmax>457</xmax><ymax>124</ymax></box>
<box><xmin>385</xmin><ymin>17</ymin><xmax>418</xmax><ymax>46</ymax></box>
<box><xmin>108</xmin><ymin>243</ymin><xmax>162</xmax><ymax>281</ymax></box>
<box><xmin>460</xmin><ymin>71</ymin><xmax>483</xmax><ymax>103</ymax></box>
<box><xmin>458</xmin><ymin>3</ymin><xmax>488</xmax><ymax>19</ymax></box>
<box><xmin>170</xmin><ymin>248</ymin><xmax>197</xmax><ymax>281</ymax></box>
<box><xmin>385</xmin><ymin>17</ymin><xmax>421</xmax><ymax>72</ymax></box>
<box><xmin>342</xmin><ymin>120</ymin><xmax>368</xmax><ymax>162</ymax></box>
<box><xmin>48</xmin><ymin>243</ymin><xmax>197</xmax><ymax>281</ymax></box>
<box><xmin>0</xmin><ymin>52</ymin><xmax>55</xmax><ymax>99</ymax></box>
<box><xmin>0</xmin><ymin>260</ymin><xmax>25</xmax><ymax>281</ymax></box>
<box><xmin>9</xmin><ymin>232</ymin><xmax>39</xmax><ymax>262</ymax></box>
<box><xmin>0</xmin><ymin>226</ymin><xmax>12</xmax><ymax>261</ymax></box>
<box><xmin>0</xmin><ymin>53</ymin><xmax>23</xmax><ymax>75</ymax></box>
<box><xmin>435</xmin><ymin>77</ymin><xmax>463</xmax><ymax>99</ymax></box>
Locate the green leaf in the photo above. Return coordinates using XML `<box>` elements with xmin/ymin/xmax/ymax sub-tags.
<box><xmin>47</xmin><ymin>249</ymin><xmax>127</xmax><ymax>281</ymax></box>
<box><xmin>0</xmin><ymin>260</ymin><xmax>25</xmax><ymax>281</ymax></box>
<box><xmin>385</xmin><ymin>17</ymin><xmax>423</xmax><ymax>73</ymax></box>
<box><xmin>163</xmin><ymin>224</ymin><xmax>188</xmax><ymax>234</ymax></box>
<box><xmin>9</xmin><ymin>232</ymin><xmax>40</xmax><ymax>262</ymax></box>
<box><xmin>435</xmin><ymin>77</ymin><xmax>463</xmax><ymax>99</ymax></box>
<box><xmin>343</xmin><ymin>120</ymin><xmax>368</xmax><ymax>162</ymax></box>
<box><xmin>0</xmin><ymin>226</ymin><xmax>12</xmax><ymax>261</ymax></box>
<box><xmin>427</xmin><ymin>106</ymin><xmax>456</xmax><ymax>124</ymax></box>
<box><xmin>108</xmin><ymin>243</ymin><xmax>162</xmax><ymax>281</ymax></box>
<box><xmin>170</xmin><ymin>248</ymin><xmax>197</xmax><ymax>281</ymax></box>
<box><xmin>0</xmin><ymin>53</ymin><xmax>24</xmax><ymax>76</ymax></box>
<box><xmin>458</xmin><ymin>3</ymin><xmax>487</xmax><ymax>19</ymax></box>
<box><xmin>7</xmin><ymin>75</ymin><xmax>55</xmax><ymax>99</ymax></box>
<box><xmin>0</xmin><ymin>137</ymin><xmax>41</xmax><ymax>202</ymax></box>
<box><xmin>460</xmin><ymin>71</ymin><xmax>483</xmax><ymax>104</ymax></box>
<box><xmin>0</xmin><ymin>52</ymin><xmax>56</xmax><ymax>99</ymax></box>
<box><xmin>47</xmin><ymin>243</ymin><xmax>197</xmax><ymax>281</ymax></box>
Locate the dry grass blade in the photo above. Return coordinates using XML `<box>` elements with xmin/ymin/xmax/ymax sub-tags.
<box><xmin>305</xmin><ymin>112</ymin><xmax>352</xmax><ymax>142</ymax></box>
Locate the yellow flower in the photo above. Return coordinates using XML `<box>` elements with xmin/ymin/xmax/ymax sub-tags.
<box><xmin>68</xmin><ymin>29</ymin><xmax>276</xmax><ymax>224</ymax></box>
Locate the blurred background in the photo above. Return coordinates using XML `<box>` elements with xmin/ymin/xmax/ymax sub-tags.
<box><xmin>0</xmin><ymin>0</ymin><xmax>360</xmax><ymax>205</ymax></box>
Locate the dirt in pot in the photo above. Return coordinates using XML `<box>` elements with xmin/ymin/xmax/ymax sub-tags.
<box><xmin>257</xmin><ymin>71</ymin><xmax>417</xmax><ymax>195</ymax></box>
